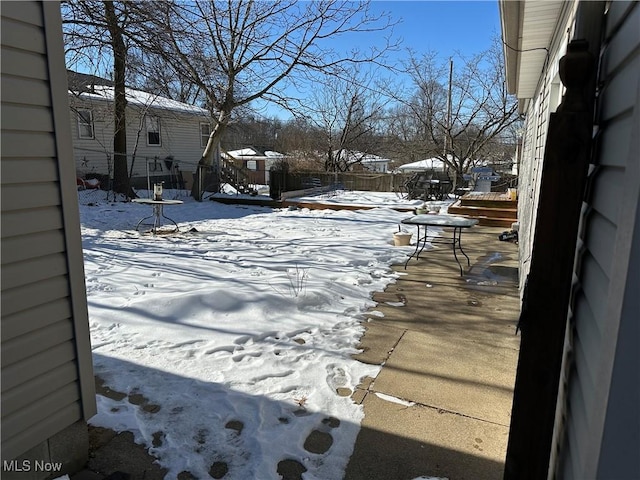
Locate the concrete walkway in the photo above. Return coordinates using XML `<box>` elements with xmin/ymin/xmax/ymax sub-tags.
<box><xmin>345</xmin><ymin>226</ymin><xmax>521</xmax><ymax>480</ymax></box>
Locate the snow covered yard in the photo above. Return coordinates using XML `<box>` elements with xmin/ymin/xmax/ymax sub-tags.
<box><xmin>79</xmin><ymin>190</ymin><xmax>433</xmax><ymax>479</ymax></box>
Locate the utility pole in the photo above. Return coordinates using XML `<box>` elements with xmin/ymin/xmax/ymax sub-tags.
<box><xmin>444</xmin><ymin>58</ymin><xmax>453</xmax><ymax>184</ymax></box>
<box><xmin>444</xmin><ymin>57</ymin><xmax>453</xmax><ymax>157</ymax></box>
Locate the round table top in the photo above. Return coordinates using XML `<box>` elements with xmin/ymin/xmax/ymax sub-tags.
<box><xmin>401</xmin><ymin>214</ymin><xmax>479</xmax><ymax>228</ymax></box>
<box><xmin>132</xmin><ymin>198</ymin><xmax>184</xmax><ymax>205</ymax></box>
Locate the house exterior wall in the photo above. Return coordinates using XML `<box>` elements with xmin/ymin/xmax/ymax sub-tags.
<box><xmin>552</xmin><ymin>2</ymin><xmax>640</xmax><ymax>478</ymax></box>
<box><xmin>69</xmin><ymin>94</ymin><xmax>209</xmax><ymax>183</ymax></box>
<box><xmin>360</xmin><ymin>161</ymin><xmax>390</xmax><ymax>173</ymax></box>
<box><xmin>517</xmin><ymin>2</ymin><xmax>578</xmax><ymax>288</ymax></box>
<box><xmin>1</xmin><ymin>0</ymin><xmax>96</xmax><ymax>473</ymax></box>
<box><xmin>506</xmin><ymin>1</ymin><xmax>639</xmax><ymax>478</ymax></box>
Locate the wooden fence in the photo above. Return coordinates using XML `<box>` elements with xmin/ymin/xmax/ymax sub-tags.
<box><xmin>284</xmin><ymin>172</ymin><xmax>414</xmax><ymax>193</ymax></box>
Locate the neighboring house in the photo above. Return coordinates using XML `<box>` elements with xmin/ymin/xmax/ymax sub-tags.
<box><xmin>394</xmin><ymin>157</ymin><xmax>448</xmax><ymax>173</ymax></box>
<box><xmin>223</xmin><ymin>146</ymin><xmax>285</xmax><ymax>185</ymax></box>
<box><xmin>1</xmin><ymin>1</ymin><xmax>96</xmax><ymax>476</ymax></box>
<box><xmin>500</xmin><ymin>1</ymin><xmax>639</xmax><ymax>479</ymax></box>
<box><xmin>357</xmin><ymin>153</ymin><xmax>392</xmax><ymax>173</ymax></box>
<box><xmin>68</xmin><ymin>72</ymin><xmax>210</xmax><ymax>188</ymax></box>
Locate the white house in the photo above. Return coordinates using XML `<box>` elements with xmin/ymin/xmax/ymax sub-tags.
<box><xmin>394</xmin><ymin>157</ymin><xmax>448</xmax><ymax>173</ymax></box>
<box><xmin>358</xmin><ymin>153</ymin><xmax>392</xmax><ymax>173</ymax></box>
<box><xmin>334</xmin><ymin>150</ymin><xmax>392</xmax><ymax>173</ymax></box>
<box><xmin>500</xmin><ymin>1</ymin><xmax>639</xmax><ymax>479</ymax></box>
<box><xmin>68</xmin><ymin>73</ymin><xmax>210</xmax><ymax>188</ymax></box>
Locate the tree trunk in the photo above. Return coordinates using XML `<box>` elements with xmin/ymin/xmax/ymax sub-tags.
<box><xmin>104</xmin><ymin>1</ymin><xmax>134</xmax><ymax>198</ymax></box>
<box><xmin>191</xmin><ymin>109</ymin><xmax>229</xmax><ymax>201</ymax></box>
<box><xmin>191</xmin><ymin>149</ymin><xmax>217</xmax><ymax>202</ymax></box>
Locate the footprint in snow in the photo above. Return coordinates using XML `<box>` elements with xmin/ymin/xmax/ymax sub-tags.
<box><xmin>325</xmin><ymin>364</ymin><xmax>352</xmax><ymax>397</ymax></box>
<box><xmin>303</xmin><ymin>429</ymin><xmax>333</xmax><ymax>454</ymax></box>
<box><xmin>277</xmin><ymin>459</ymin><xmax>307</xmax><ymax>480</ymax></box>
<box><xmin>302</xmin><ymin>416</ymin><xmax>341</xmax><ymax>456</ymax></box>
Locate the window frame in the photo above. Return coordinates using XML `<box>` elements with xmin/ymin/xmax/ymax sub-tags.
<box><xmin>246</xmin><ymin>160</ymin><xmax>257</xmax><ymax>171</ymax></box>
<box><xmin>146</xmin><ymin>116</ymin><xmax>161</xmax><ymax>146</ymax></box>
<box><xmin>200</xmin><ymin>122</ymin><xmax>211</xmax><ymax>148</ymax></box>
<box><xmin>77</xmin><ymin>109</ymin><xmax>94</xmax><ymax>139</ymax></box>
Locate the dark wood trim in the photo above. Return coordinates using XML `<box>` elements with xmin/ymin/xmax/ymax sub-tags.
<box><xmin>503</xmin><ymin>27</ymin><xmax>603</xmax><ymax>480</ymax></box>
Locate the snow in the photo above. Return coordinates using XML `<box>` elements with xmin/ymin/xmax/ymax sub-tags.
<box><xmin>394</xmin><ymin>156</ymin><xmax>453</xmax><ymax>172</ymax></box>
<box><xmin>225</xmin><ymin>148</ymin><xmax>285</xmax><ymax>158</ymax></box>
<box><xmin>227</xmin><ymin>147</ymin><xmax>260</xmax><ymax>157</ymax></box>
<box><xmin>264</xmin><ymin>150</ymin><xmax>285</xmax><ymax>157</ymax></box>
<box><xmin>374</xmin><ymin>392</ymin><xmax>416</xmax><ymax>407</ymax></box>
<box><xmin>74</xmin><ymin>85</ymin><xmax>208</xmax><ymax>115</ymax></box>
<box><xmin>80</xmin><ymin>189</ymin><xmax>443</xmax><ymax>479</ymax></box>
<box><xmin>289</xmin><ymin>190</ymin><xmax>426</xmax><ymax>211</ymax></box>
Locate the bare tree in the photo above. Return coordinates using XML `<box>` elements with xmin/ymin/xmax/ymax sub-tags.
<box><xmin>275</xmin><ymin>117</ymin><xmax>326</xmax><ymax>169</ymax></box>
<box><xmin>129</xmin><ymin>54</ymin><xmax>205</xmax><ymax>106</ymax></box>
<box><xmin>396</xmin><ymin>38</ymin><xmax>519</xmax><ymax>187</ymax></box>
<box><xmin>300</xmin><ymin>67</ymin><xmax>389</xmax><ymax>173</ymax></box>
<box><xmin>142</xmin><ymin>0</ymin><xmax>397</xmax><ymax>200</ymax></box>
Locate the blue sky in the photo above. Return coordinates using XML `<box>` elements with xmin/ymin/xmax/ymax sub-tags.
<box><xmin>257</xmin><ymin>1</ymin><xmax>502</xmax><ymax>119</ymax></box>
<box><xmin>369</xmin><ymin>1</ymin><xmax>500</xmax><ymax>59</ymax></box>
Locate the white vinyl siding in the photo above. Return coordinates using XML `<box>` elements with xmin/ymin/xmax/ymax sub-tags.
<box><xmin>71</xmin><ymin>97</ymin><xmax>208</xmax><ymax>179</ymax></box>
<box><xmin>516</xmin><ymin>2</ymin><xmax>577</xmax><ymax>290</ymax></box>
<box><xmin>1</xmin><ymin>1</ymin><xmax>95</xmax><ymax>461</ymax></box>
<box><xmin>517</xmin><ymin>71</ymin><xmax>556</xmax><ymax>284</ymax></box>
<box><xmin>552</xmin><ymin>2</ymin><xmax>640</xmax><ymax>478</ymax></box>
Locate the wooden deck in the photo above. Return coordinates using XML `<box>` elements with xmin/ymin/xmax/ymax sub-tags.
<box><xmin>210</xmin><ymin>195</ymin><xmax>416</xmax><ymax>213</ymax></box>
<box><xmin>210</xmin><ymin>191</ymin><xmax>518</xmax><ymax>228</ymax></box>
<box><xmin>448</xmin><ymin>192</ymin><xmax>518</xmax><ymax>228</ymax></box>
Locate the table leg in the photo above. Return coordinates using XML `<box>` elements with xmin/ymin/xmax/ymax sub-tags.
<box><xmin>404</xmin><ymin>225</ymin><xmax>433</xmax><ymax>269</ymax></box>
<box><xmin>152</xmin><ymin>204</ymin><xmax>162</xmax><ymax>233</ymax></box>
<box><xmin>457</xmin><ymin>228</ymin><xmax>472</xmax><ymax>266</ymax></box>
<box><xmin>451</xmin><ymin>227</ymin><xmax>472</xmax><ymax>276</ymax></box>
<box><xmin>136</xmin><ymin>204</ymin><xmax>179</xmax><ymax>234</ymax></box>
<box><xmin>157</xmin><ymin>204</ymin><xmax>179</xmax><ymax>232</ymax></box>
<box><xmin>136</xmin><ymin>214</ymin><xmax>156</xmax><ymax>232</ymax></box>
<box><xmin>416</xmin><ymin>225</ymin><xmax>429</xmax><ymax>259</ymax></box>
<box><xmin>404</xmin><ymin>225</ymin><xmax>420</xmax><ymax>269</ymax></box>
<box><xmin>451</xmin><ymin>227</ymin><xmax>463</xmax><ymax>276</ymax></box>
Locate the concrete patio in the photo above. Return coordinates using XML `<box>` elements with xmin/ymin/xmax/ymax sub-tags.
<box><xmin>345</xmin><ymin>225</ymin><xmax>521</xmax><ymax>480</ymax></box>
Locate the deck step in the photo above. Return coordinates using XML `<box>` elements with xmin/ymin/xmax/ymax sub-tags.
<box><xmin>448</xmin><ymin>202</ymin><xmax>517</xmax><ymax>220</ymax></box>
<box><xmin>458</xmin><ymin>192</ymin><xmax>517</xmax><ymax>209</ymax></box>
<box><xmin>448</xmin><ymin>199</ymin><xmax>517</xmax><ymax>228</ymax></box>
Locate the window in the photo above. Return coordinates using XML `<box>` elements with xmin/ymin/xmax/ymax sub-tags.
<box><xmin>246</xmin><ymin>160</ymin><xmax>257</xmax><ymax>171</ymax></box>
<box><xmin>549</xmin><ymin>74</ymin><xmax>563</xmax><ymax>114</ymax></box>
<box><xmin>146</xmin><ymin>116</ymin><xmax>161</xmax><ymax>146</ymax></box>
<box><xmin>200</xmin><ymin>123</ymin><xmax>211</xmax><ymax>148</ymax></box>
<box><xmin>77</xmin><ymin>109</ymin><xmax>94</xmax><ymax>139</ymax></box>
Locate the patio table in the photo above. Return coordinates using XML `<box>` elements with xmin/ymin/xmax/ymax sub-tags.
<box><xmin>132</xmin><ymin>198</ymin><xmax>183</xmax><ymax>234</ymax></box>
<box><xmin>401</xmin><ymin>214</ymin><xmax>479</xmax><ymax>275</ymax></box>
